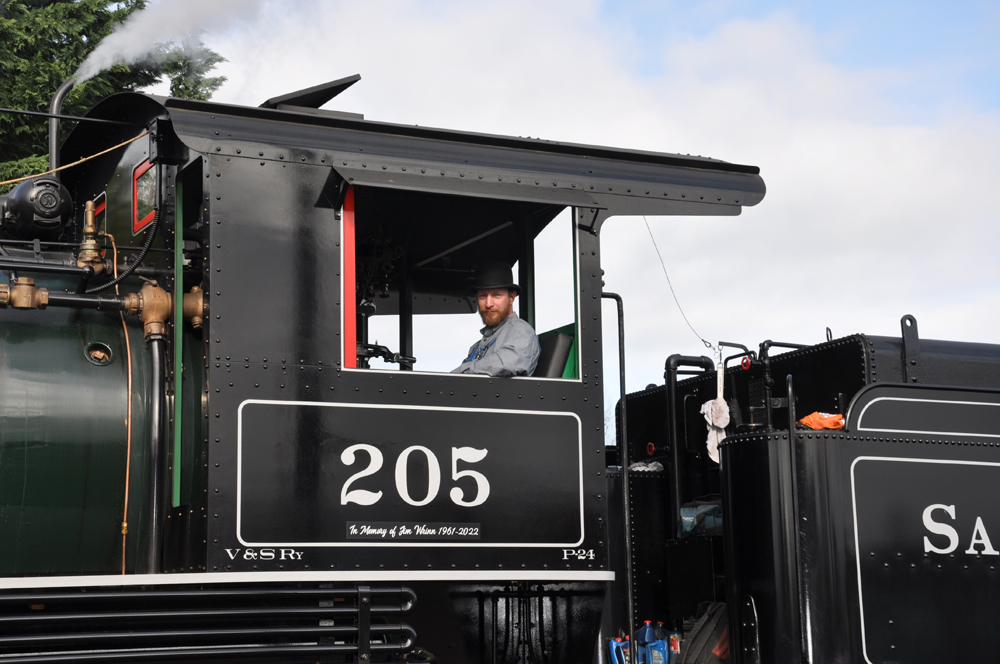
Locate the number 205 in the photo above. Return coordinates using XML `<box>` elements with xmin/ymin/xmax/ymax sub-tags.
<box><xmin>340</xmin><ymin>445</ymin><xmax>490</xmax><ymax>508</ymax></box>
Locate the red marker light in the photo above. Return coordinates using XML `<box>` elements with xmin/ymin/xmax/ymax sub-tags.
<box><xmin>741</xmin><ymin>356</ymin><xmax>752</xmax><ymax>370</ymax></box>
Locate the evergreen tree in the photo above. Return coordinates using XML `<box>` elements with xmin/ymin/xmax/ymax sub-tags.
<box><xmin>159</xmin><ymin>36</ymin><xmax>227</xmax><ymax>102</ymax></box>
<box><xmin>0</xmin><ymin>0</ymin><xmax>226</xmax><ymax>193</ymax></box>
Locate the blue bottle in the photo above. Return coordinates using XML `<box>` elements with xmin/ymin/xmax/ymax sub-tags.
<box><xmin>647</xmin><ymin>638</ymin><xmax>668</xmax><ymax>664</ymax></box>
<box><xmin>635</xmin><ymin>620</ymin><xmax>656</xmax><ymax>663</ymax></box>
<box><xmin>609</xmin><ymin>637</ymin><xmax>627</xmax><ymax>664</ymax></box>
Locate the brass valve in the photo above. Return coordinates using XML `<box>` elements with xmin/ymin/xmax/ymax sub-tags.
<box><xmin>138</xmin><ymin>281</ymin><xmax>172</xmax><ymax>340</ymax></box>
<box><xmin>76</xmin><ymin>200</ymin><xmax>106</xmax><ymax>275</ymax></box>
<box><xmin>137</xmin><ymin>283</ymin><xmax>204</xmax><ymax>337</ymax></box>
<box><xmin>182</xmin><ymin>285</ymin><xmax>204</xmax><ymax>330</ymax></box>
<box><xmin>7</xmin><ymin>278</ymin><xmax>48</xmax><ymax>309</ymax></box>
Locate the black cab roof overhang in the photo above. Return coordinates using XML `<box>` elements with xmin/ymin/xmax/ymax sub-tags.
<box><xmin>63</xmin><ymin>92</ymin><xmax>766</xmax><ymax>218</ymax></box>
<box><xmin>160</xmin><ymin>96</ymin><xmax>765</xmax><ymax>217</ymax></box>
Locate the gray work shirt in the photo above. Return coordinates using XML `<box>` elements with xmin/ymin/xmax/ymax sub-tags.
<box><xmin>451</xmin><ymin>312</ymin><xmax>540</xmax><ymax>377</ymax></box>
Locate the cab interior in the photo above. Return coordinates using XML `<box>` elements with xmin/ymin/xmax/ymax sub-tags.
<box><xmin>345</xmin><ymin>186</ymin><xmax>580</xmax><ymax>378</ymax></box>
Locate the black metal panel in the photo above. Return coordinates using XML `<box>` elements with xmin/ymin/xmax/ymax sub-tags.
<box><xmin>849</xmin><ymin>383</ymin><xmax>1000</xmax><ymax>436</ymax></box>
<box><xmin>336</xmin><ymin>165</ymin><xmax>601</xmax><ymax>207</ymax></box>
<box><xmin>721</xmin><ymin>432</ymin><xmax>802</xmax><ymax>664</ymax></box>
<box><xmin>165</xmin><ymin>97</ymin><xmax>760</xmax><ymax>173</ymax></box>
<box><xmin>627</xmin><ymin>471</ymin><xmax>670</xmax><ymax>623</ymax></box>
<box><xmin>207</xmin><ymin>371</ymin><xmax>610</xmax><ymax>575</ymax></box>
<box><xmin>868</xmin><ymin>335</ymin><xmax>1000</xmax><ymax>388</ymax></box>
<box><xmin>163</xmin><ymin>503</ymin><xmax>207</xmax><ymax>573</ymax></box>
<box><xmin>236</xmin><ymin>402</ymin><xmax>583</xmax><ymax>546</ymax></box>
<box><xmin>722</xmin><ymin>384</ymin><xmax>1000</xmax><ymax>664</ymax></box>
<box><xmin>853</xmin><ymin>457</ymin><xmax>1000</xmax><ymax>663</ymax></box>
<box><xmin>151</xmin><ymin>96</ymin><xmax>764</xmax><ymax>216</ymax></box>
<box><xmin>205</xmin><ymin>156</ymin><xmax>341</xmax><ymax>366</ymax></box>
<box><xmin>203</xmin><ymin>199</ymin><xmax>611</xmax><ymax>577</ymax></box>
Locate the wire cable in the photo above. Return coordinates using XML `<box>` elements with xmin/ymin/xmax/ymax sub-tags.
<box><xmin>642</xmin><ymin>215</ymin><xmax>716</xmax><ymax>352</ymax></box>
<box><xmin>0</xmin><ymin>131</ymin><xmax>150</xmax><ymax>187</ymax></box>
<box><xmin>85</xmin><ymin>215</ymin><xmax>157</xmax><ymax>293</ymax></box>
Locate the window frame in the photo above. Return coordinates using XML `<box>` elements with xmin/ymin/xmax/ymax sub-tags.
<box><xmin>339</xmin><ymin>185</ymin><xmax>583</xmax><ymax>381</ymax></box>
<box><xmin>132</xmin><ymin>159</ymin><xmax>157</xmax><ymax>234</ymax></box>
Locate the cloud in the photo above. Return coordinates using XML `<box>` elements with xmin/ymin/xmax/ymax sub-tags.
<box><xmin>158</xmin><ymin>0</ymin><xmax>999</xmax><ymax>396</ymax></box>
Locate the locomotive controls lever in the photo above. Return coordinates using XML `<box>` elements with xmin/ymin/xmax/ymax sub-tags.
<box><xmin>357</xmin><ymin>342</ymin><xmax>416</xmax><ymax>368</ymax></box>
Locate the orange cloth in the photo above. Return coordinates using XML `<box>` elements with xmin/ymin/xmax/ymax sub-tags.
<box><xmin>798</xmin><ymin>411</ymin><xmax>845</xmax><ymax>430</ymax></box>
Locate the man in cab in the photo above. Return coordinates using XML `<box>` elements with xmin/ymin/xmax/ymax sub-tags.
<box><xmin>452</xmin><ymin>260</ymin><xmax>540</xmax><ymax>377</ymax></box>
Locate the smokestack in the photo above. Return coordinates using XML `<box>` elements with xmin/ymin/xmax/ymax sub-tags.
<box><xmin>48</xmin><ymin>77</ymin><xmax>76</xmax><ymax>179</ymax></box>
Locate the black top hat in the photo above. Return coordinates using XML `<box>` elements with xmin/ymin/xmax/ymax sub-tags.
<box><xmin>473</xmin><ymin>260</ymin><xmax>521</xmax><ymax>295</ymax></box>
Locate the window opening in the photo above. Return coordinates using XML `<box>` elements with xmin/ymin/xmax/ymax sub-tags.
<box><xmin>132</xmin><ymin>159</ymin><xmax>157</xmax><ymax>234</ymax></box>
<box><xmin>347</xmin><ymin>187</ymin><xmax>578</xmax><ymax>377</ymax></box>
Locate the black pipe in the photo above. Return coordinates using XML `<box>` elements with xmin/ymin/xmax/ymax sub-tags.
<box><xmin>758</xmin><ymin>339</ymin><xmax>807</xmax><ymax>361</ymax></box>
<box><xmin>48</xmin><ymin>78</ymin><xmax>76</xmax><ymax>177</ymax></box>
<box><xmin>602</xmin><ymin>292</ymin><xmax>635</xmax><ymax>634</ymax></box>
<box><xmin>146</xmin><ymin>337</ymin><xmax>167</xmax><ymax>574</ymax></box>
<box><xmin>787</xmin><ymin>374</ymin><xmax>797</xmax><ymax>432</ymax></box>
<box><xmin>46</xmin><ymin>291</ymin><xmax>128</xmax><ymax>311</ymax></box>
<box><xmin>664</xmin><ymin>354</ymin><xmax>715</xmax><ymax>539</ymax></box>
<box><xmin>0</xmin><ymin>260</ymin><xmax>92</xmax><ymax>278</ymax></box>
<box><xmin>0</xmin><ymin>239</ymin><xmax>82</xmax><ymax>248</ymax></box>
<box><xmin>0</xmin><ymin>254</ymin><xmax>75</xmax><ymax>266</ymax></box>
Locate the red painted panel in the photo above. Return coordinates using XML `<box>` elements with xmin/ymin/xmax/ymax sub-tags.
<box><xmin>343</xmin><ymin>186</ymin><xmax>356</xmax><ymax>368</ymax></box>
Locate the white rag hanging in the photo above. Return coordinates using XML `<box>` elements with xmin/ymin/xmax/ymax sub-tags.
<box><xmin>700</xmin><ymin>362</ymin><xmax>729</xmax><ymax>463</ymax></box>
<box><xmin>700</xmin><ymin>398</ymin><xmax>729</xmax><ymax>463</ymax></box>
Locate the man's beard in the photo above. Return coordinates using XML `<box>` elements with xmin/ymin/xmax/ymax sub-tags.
<box><xmin>479</xmin><ymin>307</ymin><xmax>509</xmax><ymax>327</ymax></box>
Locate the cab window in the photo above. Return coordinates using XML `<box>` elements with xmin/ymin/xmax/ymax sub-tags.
<box><xmin>344</xmin><ymin>186</ymin><xmax>579</xmax><ymax>378</ymax></box>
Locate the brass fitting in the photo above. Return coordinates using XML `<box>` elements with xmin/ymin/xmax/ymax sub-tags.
<box><xmin>138</xmin><ymin>281</ymin><xmax>172</xmax><ymax>339</ymax></box>
<box><xmin>76</xmin><ymin>200</ymin><xmax>106</xmax><ymax>275</ymax></box>
<box><xmin>120</xmin><ymin>292</ymin><xmax>141</xmax><ymax>316</ymax></box>
<box><xmin>182</xmin><ymin>285</ymin><xmax>204</xmax><ymax>329</ymax></box>
<box><xmin>0</xmin><ymin>284</ymin><xmax>8</xmax><ymax>308</ymax></box>
<box><xmin>8</xmin><ymin>278</ymin><xmax>48</xmax><ymax>309</ymax></box>
<box><xmin>127</xmin><ymin>283</ymin><xmax>203</xmax><ymax>338</ymax></box>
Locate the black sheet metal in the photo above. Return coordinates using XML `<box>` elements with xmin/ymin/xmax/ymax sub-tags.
<box><xmin>157</xmin><ymin>96</ymin><xmax>765</xmax><ymax>217</ymax></box>
<box><xmin>335</xmin><ymin>165</ymin><xmax>602</xmax><ymax>207</ymax></box>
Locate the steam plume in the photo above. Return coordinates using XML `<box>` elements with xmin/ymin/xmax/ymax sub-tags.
<box><xmin>74</xmin><ymin>0</ymin><xmax>265</xmax><ymax>82</ymax></box>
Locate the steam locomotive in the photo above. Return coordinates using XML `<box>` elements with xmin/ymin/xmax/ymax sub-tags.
<box><xmin>0</xmin><ymin>74</ymin><xmax>997</xmax><ymax>663</ymax></box>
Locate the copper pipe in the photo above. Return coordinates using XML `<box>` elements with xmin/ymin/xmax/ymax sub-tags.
<box><xmin>106</xmin><ymin>234</ymin><xmax>134</xmax><ymax>575</ymax></box>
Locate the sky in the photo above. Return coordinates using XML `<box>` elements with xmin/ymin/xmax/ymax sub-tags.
<box><xmin>137</xmin><ymin>0</ymin><xmax>1000</xmax><ymax>431</ymax></box>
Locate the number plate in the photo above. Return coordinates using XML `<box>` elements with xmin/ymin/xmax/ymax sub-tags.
<box><xmin>236</xmin><ymin>400</ymin><xmax>584</xmax><ymax>548</ymax></box>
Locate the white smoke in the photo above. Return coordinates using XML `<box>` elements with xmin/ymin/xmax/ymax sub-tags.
<box><xmin>74</xmin><ymin>0</ymin><xmax>265</xmax><ymax>82</ymax></box>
